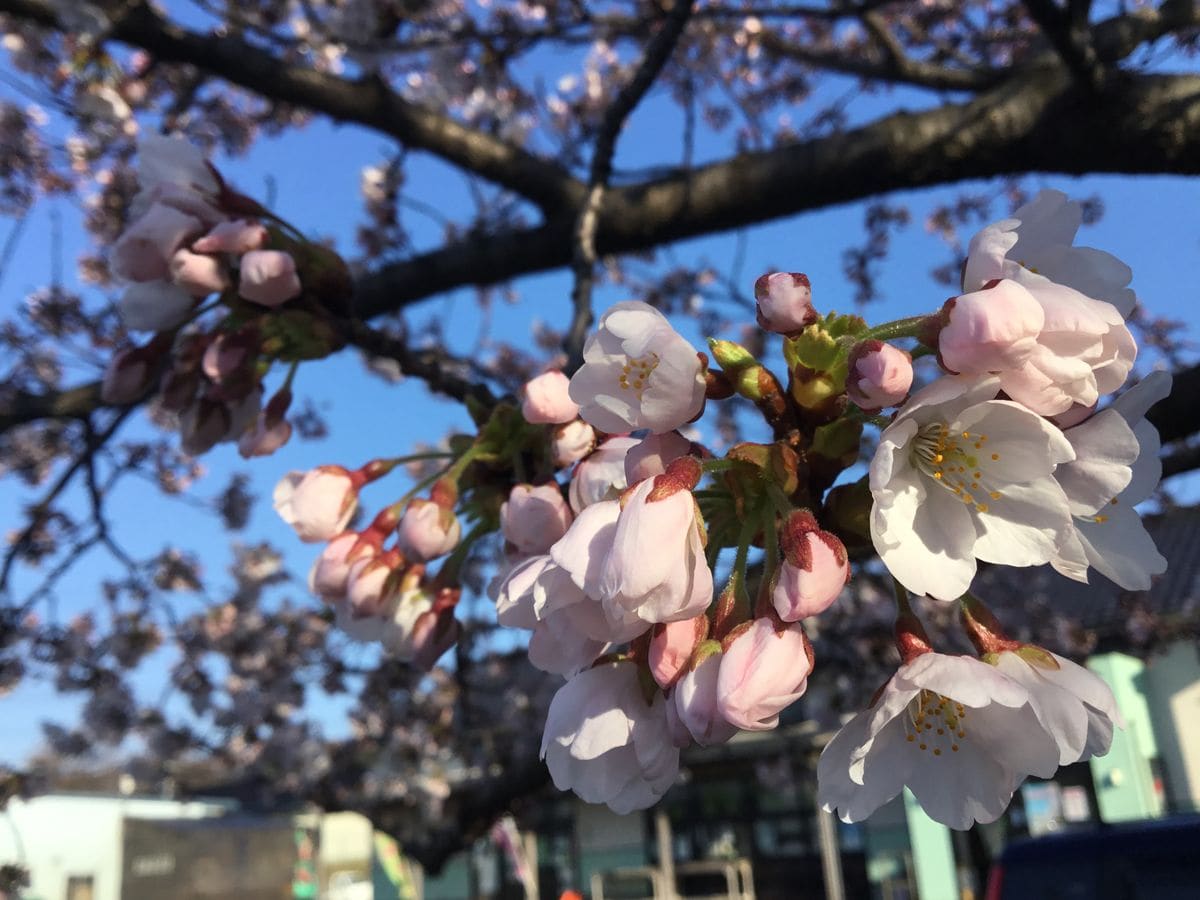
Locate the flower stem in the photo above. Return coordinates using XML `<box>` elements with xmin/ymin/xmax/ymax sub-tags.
<box><xmin>860</xmin><ymin>315</ymin><xmax>929</xmax><ymax>343</ymax></box>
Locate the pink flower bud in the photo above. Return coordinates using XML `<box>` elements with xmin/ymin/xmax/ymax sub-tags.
<box><xmin>846</xmin><ymin>340</ymin><xmax>913</xmax><ymax>412</ymax></box>
<box><xmin>192</xmin><ymin>219</ymin><xmax>269</xmax><ymax>255</ymax></box>
<box><xmin>674</xmin><ymin>643</ymin><xmax>738</xmax><ymax>746</ymax></box>
<box><xmin>938</xmin><ymin>278</ymin><xmax>1045</xmax><ymax>376</ymax></box>
<box><xmin>308</xmin><ymin>532</ymin><xmax>377</xmax><ymax>600</ymax></box>
<box><xmin>395</xmin><ymin>499</ymin><xmax>461</xmax><ymax>561</ymax></box>
<box><xmin>754</xmin><ymin>272</ymin><xmax>815</xmax><ymax>334</ymax></box>
<box><xmin>201</xmin><ymin>333</ymin><xmax>251</xmax><ymax>383</ymax></box>
<box><xmin>551</xmin><ymin>419</ymin><xmax>596</xmax><ymax>467</ymax></box>
<box><xmin>101</xmin><ymin>348</ymin><xmax>153</xmax><ymax>404</ymax></box>
<box><xmin>169</xmin><ymin>248</ymin><xmax>230</xmax><ymax>297</ymax></box>
<box><xmin>179</xmin><ymin>398</ymin><xmax>230</xmax><ymax>456</ymax></box>
<box><xmin>274</xmin><ymin>465</ymin><xmax>358</xmax><ymax>542</ymax></box>
<box><xmin>500</xmin><ymin>483</ymin><xmax>573</xmax><ymax>556</ymax></box>
<box><xmin>521</xmin><ymin>370</ymin><xmax>579</xmax><ymax>424</ymax></box>
<box><xmin>237</xmin><ymin>412</ymin><xmax>292</xmax><ymax>458</ymax></box>
<box><xmin>112</xmin><ymin>203</ymin><xmax>203</xmax><ymax>282</ymax></box>
<box><xmin>624</xmin><ymin>431</ymin><xmax>694</xmax><ymax>485</ymax></box>
<box><xmin>717</xmin><ymin>616</ymin><xmax>812</xmax><ymax>732</ymax></box>
<box><xmin>238</xmin><ymin>250</ymin><xmax>301</xmax><ymax>307</ymax></box>
<box><xmin>408</xmin><ymin>608</ymin><xmax>461</xmax><ymax>671</ymax></box>
<box><xmin>649</xmin><ymin>615</ymin><xmax>708</xmax><ymax>690</ymax></box>
<box><xmin>772</xmin><ymin>510</ymin><xmax>849</xmax><ymax>621</ymax></box>
<box><xmin>345</xmin><ymin>555</ymin><xmax>396</xmax><ymax>618</ymax></box>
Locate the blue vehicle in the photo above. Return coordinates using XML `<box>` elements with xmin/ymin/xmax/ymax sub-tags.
<box><xmin>985</xmin><ymin>814</ymin><xmax>1200</xmax><ymax>900</ymax></box>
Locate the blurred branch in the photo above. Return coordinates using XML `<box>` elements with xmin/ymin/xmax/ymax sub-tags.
<box><xmin>565</xmin><ymin>0</ymin><xmax>696</xmax><ymax>373</ymax></box>
<box><xmin>1023</xmin><ymin>0</ymin><xmax>1106</xmax><ymax>89</ymax></box>
<box><xmin>0</xmin><ymin>0</ymin><xmax>579</xmax><ymax>212</ymax></box>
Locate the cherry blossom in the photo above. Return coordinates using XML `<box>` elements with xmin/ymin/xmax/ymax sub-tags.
<box><xmin>754</xmin><ymin>271</ymin><xmax>815</xmax><ymax>334</ymax></box>
<box><xmin>674</xmin><ymin>644</ymin><xmax>738</xmax><ymax>746</ymax></box>
<box><xmin>500</xmin><ymin>483</ymin><xmax>573</xmax><ymax>556</ymax></box>
<box><xmin>541</xmin><ymin>661</ymin><xmax>679</xmax><ymax>814</ymax></box>
<box><xmin>1052</xmin><ymin>372</ymin><xmax>1171</xmax><ymax>589</ymax></box>
<box><xmin>846</xmin><ymin>340</ymin><xmax>913</xmax><ymax>412</ymax></box>
<box><xmin>773</xmin><ymin>509</ymin><xmax>849</xmax><ymax>620</ymax></box>
<box><xmin>568</xmin><ymin>301</ymin><xmax>706</xmax><ymax>434</ymax></box>
<box><xmin>568</xmin><ymin>435</ymin><xmax>637</xmax><ymax>512</ymax></box>
<box><xmin>717</xmin><ymin>616</ymin><xmax>812</xmax><ymax>732</ymax></box>
<box><xmin>521</xmin><ymin>370</ymin><xmax>579</xmax><ymax>424</ymax></box>
<box><xmin>818</xmin><ymin>652</ymin><xmax>1059</xmax><ymax>829</ymax></box>
<box><xmin>870</xmin><ymin>376</ymin><xmax>1075</xmax><ymax>601</ymax></box>
<box><xmin>598</xmin><ymin>460</ymin><xmax>712</xmax><ymax>626</ymax></box>
<box><xmin>274</xmin><ymin>466</ymin><xmax>359</xmax><ymax>542</ymax></box>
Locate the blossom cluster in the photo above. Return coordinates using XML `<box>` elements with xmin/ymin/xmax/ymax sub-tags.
<box><xmin>265</xmin><ymin>189</ymin><xmax>1168</xmax><ymax>829</ymax></box>
<box><xmin>100</xmin><ymin>136</ymin><xmax>350</xmax><ymax>459</ymax></box>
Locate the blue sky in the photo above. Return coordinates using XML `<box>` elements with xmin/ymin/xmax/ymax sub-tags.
<box><xmin>1</xmin><ymin>16</ymin><xmax>1199</xmax><ymax>764</ymax></box>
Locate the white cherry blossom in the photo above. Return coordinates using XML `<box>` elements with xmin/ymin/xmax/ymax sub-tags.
<box><xmin>990</xmin><ymin>648</ymin><xmax>1122</xmax><ymax>765</ymax></box>
<box><xmin>870</xmin><ymin>375</ymin><xmax>1075</xmax><ymax>601</ymax></box>
<box><xmin>965</xmin><ymin>189</ymin><xmax>1135</xmax><ymax>316</ymax></box>
<box><xmin>541</xmin><ymin>661</ymin><xmax>680</xmax><ymax>814</ymax></box>
<box><xmin>568</xmin><ymin>301</ymin><xmax>706</xmax><ymax>434</ymax></box>
<box><xmin>1052</xmin><ymin>372</ymin><xmax>1170</xmax><ymax>589</ymax></box>
<box><xmin>817</xmin><ymin>652</ymin><xmax>1060</xmax><ymax>829</ymax></box>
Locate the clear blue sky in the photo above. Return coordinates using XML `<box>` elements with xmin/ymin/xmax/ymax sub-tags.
<box><xmin>1</xmin><ymin>21</ymin><xmax>1198</xmax><ymax>765</ymax></box>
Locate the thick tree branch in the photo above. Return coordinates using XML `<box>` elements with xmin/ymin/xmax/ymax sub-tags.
<box><xmin>354</xmin><ymin>69</ymin><xmax>1200</xmax><ymax>318</ymax></box>
<box><xmin>1024</xmin><ymin>0</ymin><xmax>1106</xmax><ymax>89</ymax></box>
<box><xmin>0</xmin><ymin>0</ymin><xmax>580</xmax><ymax>212</ymax></box>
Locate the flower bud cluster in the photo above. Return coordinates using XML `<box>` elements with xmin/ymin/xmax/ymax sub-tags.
<box><xmin>277</xmin><ymin>464</ymin><xmax>464</xmax><ymax>671</ymax></box>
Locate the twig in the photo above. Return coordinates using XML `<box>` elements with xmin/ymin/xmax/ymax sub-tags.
<box><xmin>564</xmin><ymin>0</ymin><xmax>697</xmax><ymax>373</ymax></box>
<box><xmin>0</xmin><ymin>407</ymin><xmax>135</xmax><ymax>594</ymax></box>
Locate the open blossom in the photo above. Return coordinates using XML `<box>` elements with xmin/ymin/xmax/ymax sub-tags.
<box><xmin>718</xmin><ymin>616</ymin><xmax>812</xmax><ymax>732</ymax></box>
<box><xmin>1052</xmin><ymin>372</ymin><xmax>1170</xmax><ymax>589</ymax></box>
<box><xmin>818</xmin><ymin>652</ymin><xmax>1060</xmax><ymax>829</ymax></box>
<box><xmin>772</xmin><ymin>510</ymin><xmax>848</xmax><ymax>621</ymax></box>
<box><xmin>274</xmin><ymin>466</ymin><xmax>358</xmax><ymax>542</ymax></box>
<box><xmin>569</xmin><ymin>301</ymin><xmax>706</xmax><ymax>434</ymax></box>
<box><xmin>136</xmin><ymin>134</ymin><xmax>221</xmax><ymax>200</ymax></box>
<box><xmin>754</xmin><ymin>271</ymin><xmax>815</xmax><ymax>334</ymax></box>
<box><xmin>395</xmin><ymin>499</ymin><xmax>460</xmax><ymax>561</ymax></box>
<box><xmin>870</xmin><ymin>375</ymin><xmax>1075</xmax><ymax>601</ymax></box>
<box><xmin>965</xmin><ymin>189</ymin><xmax>1135</xmax><ymax>317</ymax></box>
<box><xmin>963</xmin><ymin>194</ymin><xmax>1136</xmax><ymax>416</ymax></box>
<box><xmin>991</xmin><ymin>647</ymin><xmax>1122</xmax><ymax>765</ymax></box>
<box><xmin>500</xmin><ymin>483</ymin><xmax>573</xmax><ymax>556</ymax></box>
<box><xmin>521</xmin><ymin>371</ymin><xmax>579</xmax><ymax>424</ymax></box>
<box><xmin>598</xmin><ymin>459</ymin><xmax>712</xmax><ymax>625</ymax></box>
<box><xmin>541</xmin><ymin>662</ymin><xmax>680</xmax><ymax>814</ymax></box>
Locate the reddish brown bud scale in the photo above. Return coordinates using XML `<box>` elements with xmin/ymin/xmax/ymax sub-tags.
<box><xmin>719</xmin><ymin>619</ymin><xmax>755</xmax><ymax>653</ymax></box>
<box><xmin>894</xmin><ymin>611</ymin><xmax>933</xmax><ymax>664</ymax></box>
<box><xmin>705</xmin><ymin>368</ymin><xmax>736</xmax><ymax>400</ymax></box>
<box><xmin>959</xmin><ymin>595</ymin><xmax>1021</xmax><ymax>655</ymax></box>
<box><xmin>647</xmin><ymin>455</ymin><xmax>702</xmax><ymax>501</ymax></box>
<box><xmin>430</xmin><ymin>477</ymin><xmax>458</xmax><ymax>509</ymax></box>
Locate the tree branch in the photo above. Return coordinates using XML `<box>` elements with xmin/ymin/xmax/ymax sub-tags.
<box><xmin>0</xmin><ymin>0</ymin><xmax>580</xmax><ymax>212</ymax></box>
<box><xmin>1024</xmin><ymin>0</ymin><xmax>1106</xmax><ymax>89</ymax></box>
<box><xmin>565</xmin><ymin>0</ymin><xmax>696</xmax><ymax>372</ymax></box>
